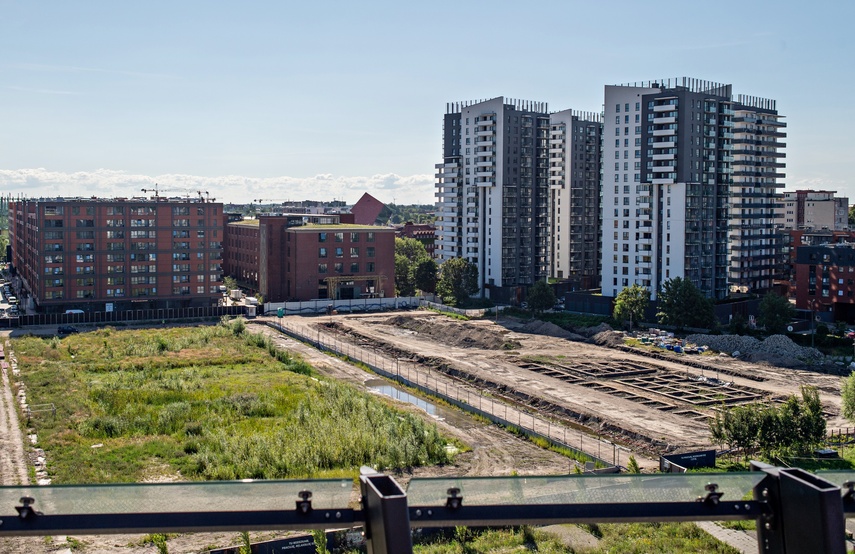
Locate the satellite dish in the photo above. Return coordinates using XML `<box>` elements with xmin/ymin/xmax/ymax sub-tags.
<box><xmin>787</xmin><ymin>325</ymin><xmax>794</xmax><ymax>332</ymax></box>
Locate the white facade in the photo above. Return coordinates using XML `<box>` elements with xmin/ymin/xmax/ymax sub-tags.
<box><xmin>601</xmin><ymin>85</ymin><xmax>659</xmax><ymax>298</ymax></box>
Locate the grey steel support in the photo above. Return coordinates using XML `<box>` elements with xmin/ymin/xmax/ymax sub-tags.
<box><xmin>753</xmin><ymin>462</ymin><xmax>845</xmax><ymax>553</ymax></box>
<box><xmin>360</xmin><ymin>473</ymin><xmax>412</xmax><ymax>554</ymax></box>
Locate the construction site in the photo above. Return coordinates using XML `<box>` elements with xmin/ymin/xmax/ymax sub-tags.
<box><xmin>270</xmin><ymin>310</ymin><xmax>848</xmax><ymax>467</ymax></box>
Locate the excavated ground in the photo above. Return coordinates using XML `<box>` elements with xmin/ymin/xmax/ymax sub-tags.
<box><xmin>305</xmin><ymin>311</ymin><xmax>847</xmax><ymax>457</ymax></box>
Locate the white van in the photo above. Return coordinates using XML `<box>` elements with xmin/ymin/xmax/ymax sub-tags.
<box><xmin>65</xmin><ymin>309</ymin><xmax>84</xmax><ymax>314</ymax></box>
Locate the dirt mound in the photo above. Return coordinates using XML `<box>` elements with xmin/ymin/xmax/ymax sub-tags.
<box><xmin>384</xmin><ymin>315</ymin><xmax>521</xmax><ymax>350</ymax></box>
<box><xmin>592</xmin><ymin>330</ymin><xmax>625</xmax><ymax>348</ymax></box>
<box><xmin>578</xmin><ymin>322</ymin><xmax>613</xmax><ymax>338</ymax></box>
<box><xmin>519</xmin><ymin>320</ymin><xmax>585</xmax><ymax>341</ymax></box>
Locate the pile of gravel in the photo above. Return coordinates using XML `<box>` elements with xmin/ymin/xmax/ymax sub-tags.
<box><xmin>685</xmin><ymin>333</ymin><xmax>823</xmax><ymax>362</ymax></box>
<box><xmin>593</xmin><ymin>330</ymin><xmax>625</xmax><ymax>348</ymax></box>
<box><xmin>578</xmin><ymin>322</ymin><xmax>614</xmax><ymax>338</ymax></box>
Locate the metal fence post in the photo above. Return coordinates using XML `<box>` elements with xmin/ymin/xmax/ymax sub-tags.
<box><xmin>752</xmin><ymin>461</ymin><xmax>845</xmax><ymax>553</ymax></box>
<box><xmin>360</xmin><ymin>473</ymin><xmax>412</xmax><ymax>554</ymax></box>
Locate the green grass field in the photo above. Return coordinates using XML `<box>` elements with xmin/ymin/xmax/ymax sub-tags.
<box><xmin>15</xmin><ymin>319</ymin><xmax>452</xmax><ymax>483</ymax></box>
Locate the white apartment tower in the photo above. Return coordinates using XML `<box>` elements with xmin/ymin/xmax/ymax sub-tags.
<box><xmin>548</xmin><ymin>110</ymin><xmax>603</xmax><ymax>289</ymax></box>
<box><xmin>602</xmin><ymin>78</ymin><xmax>786</xmax><ymax>300</ymax></box>
<box><xmin>435</xmin><ymin>97</ymin><xmax>553</xmax><ymax>301</ymax></box>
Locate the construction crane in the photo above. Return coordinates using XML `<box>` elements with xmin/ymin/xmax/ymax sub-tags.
<box><xmin>252</xmin><ymin>198</ymin><xmax>290</xmax><ymax>204</ymax></box>
<box><xmin>140</xmin><ymin>185</ymin><xmax>195</xmax><ymax>199</ymax></box>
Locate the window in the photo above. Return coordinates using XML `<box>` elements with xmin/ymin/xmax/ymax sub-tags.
<box><xmin>350</xmin><ymin>262</ymin><xmax>359</xmax><ymax>273</ymax></box>
<box><xmin>318</xmin><ymin>263</ymin><xmax>328</xmax><ymax>274</ymax></box>
<box><xmin>366</xmin><ymin>232</ymin><xmax>375</xmax><ymax>243</ymax></box>
<box><xmin>350</xmin><ymin>247</ymin><xmax>359</xmax><ymax>257</ymax></box>
<box><xmin>367</xmin><ymin>247</ymin><xmax>375</xmax><ymax>257</ymax></box>
<box><xmin>334</xmin><ymin>232</ymin><xmax>344</xmax><ymax>242</ymax></box>
<box><xmin>351</xmin><ymin>232</ymin><xmax>360</xmax><ymax>242</ymax></box>
<box><xmin>334</xmin><ymin>263</ymin><xmax>343</xmax><ymax>273</ymax></box>
<box><xmin>319</xmin><ymin>232</ymin><xmax>327</xmax><ymax>243</ymax></box>
<box><xmin>319</xmin><ymin>247</ymin><xmax>327</xmax><ymax>258</ymax></box>
<box><xmin>366</xmin><ymin>262</ymin><xmax>375</xmax><ymax>272</ymax></box>
<box><xmin>335</xmin><ymin>247</ymin><xmax>343</xmax><ymax>258</ymax></box>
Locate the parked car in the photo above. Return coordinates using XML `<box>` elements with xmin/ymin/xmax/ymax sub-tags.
<box><xmin>57</xmin><ymin>325</ymin><xmax>79</xmax><ymax>336</ymax></box>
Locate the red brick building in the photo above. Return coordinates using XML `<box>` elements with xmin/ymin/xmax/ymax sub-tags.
<box><xmin>395</xmin><ymin>222</ymin><xmax>436</xmax><ymax>257</ymax></box>
<box><xmin>793</xmin><ymin>243</ymin><xmax>855</xmax><ymax>322</ymax></box>
<box><xmin>350</xmin><ymin>193</ymin><xmax>385</xmax><ymax>225</ymax></box>
<box><xmin>9</xmin><ymin>196</ymin><xmax>224</xmax><ymax>313</ymax></box>
<box><xmin>224</xmin><ymin>213</ymin><xmax>395</xmax><ymax>302</ymax></box>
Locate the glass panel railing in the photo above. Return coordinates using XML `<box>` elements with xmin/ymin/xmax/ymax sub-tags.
<box><xmin>815</xmin><ymin>471</ymin><xmax>855</xmax><ymax>488</ymax></box>
<box><xmin>0</xmin><ymin>479</ymin><xmax>353</xmax><ymax>516</ymax></box>
<box><xmin>406</xmin><ymin>473</ymin><xmax>764</xmax><ymax>506</ymax></box>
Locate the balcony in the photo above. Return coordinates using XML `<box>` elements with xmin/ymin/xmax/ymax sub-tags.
<box><xmin>653</xmin><ymin>116</ymin><xmax>676</xmax><ymax>124</ymax></box>
<box><xmin>653</xmin><ymin>128</ymin><xmax>676</xmax><ymax>136</ymax></box>
<box><xmin>652</xmin><ymin>141</ymin><xmax>676</xmax><ymax>149</ymax></box>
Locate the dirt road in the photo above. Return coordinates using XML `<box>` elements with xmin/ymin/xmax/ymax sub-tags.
<box><xmin>0</xmin><ymin>338</ymin><xmax>28</xmax><ymax>486</ymax></box>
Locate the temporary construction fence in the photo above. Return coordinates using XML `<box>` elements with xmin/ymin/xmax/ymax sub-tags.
<box><xmin>16</xmin><ymin>305</ymin><xmax>247</xmax><ymax>327</ymax></box>
<box><xmin>262</xmin><ymin>296</ymin><xmax>430</xmax><ymax>317</ymax></box>
<box><xmin>267</xmin><ymin>319</ymin><xmax>626</xmax><ymax>470</ymax></box>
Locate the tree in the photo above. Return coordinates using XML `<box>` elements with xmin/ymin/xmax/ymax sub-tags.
<box><xmin>758</xmin><ymin>292</ymin><xmax>795</xmax><ymax>334</ymax></box>
<box><xmin>656</xmin><ymin>277</ymin><xmax>716</xmax><ymax>330</ymax></box>
<box><xmin>842</xmin><ymin>372</ymin><xmax>855</xmax><ymax>424</ymax></box>
<box><xmin>394</xmin><ymin>254</ymin><xmax>416</xmax><ymax>297</ymax></box>
<box><xmin>223</xmin><ymin>276</ymin><xmax>238</xmax><ymax>291</ymax></box>
<box><xmin>613</xmin><ymin>284</ymin><xmax>649</xmax><ymax>330</ymax></box>
<box><xmin>527</xmin><ymin>280</ymin><xmax>556</xmax><ymax>315</ymax></box>
<box><xmin>849</xmin><ymin>204</ymin><xmax>855</xmax><ymax>227</ymax></box>
<box><xmin>394</xmin><ymin>237</ymin><xmax>432</xmax><ymax>296</ymax></box>
<box><xmin>437</xmin><ymin>258</ymin><xmax>478</xmax><ymax>307</ymax></box>
<box><xmin>414</xmin><ymin>258</ymin><xmax>438</xmax><ymax>294</ymax></box>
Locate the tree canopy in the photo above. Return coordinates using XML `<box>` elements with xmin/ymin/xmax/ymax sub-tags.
<box><xmin>527</xmin><ymin>280</ymin><xmax>556</xmax><ymax>314</ymax></box>
<box><xmin>841</xmin><ymin>372</ymin><xmax>855</xmax><ymax>424</ymax></box>
<box><xmin>613</xmin><ymin>284</ymin><xmax>649</xmax><ymax>330</ymax></box>
<box><xmin>437</xmin><ymin>258</ymin><xmax>478</xmax><ymax>306</ymax></box>
<box><xmin>394</xmin><ymin>237</ymin><xmax>434</xmax><ymax>296</ymax></box>
<box><xmin>656</xmin><ymin>277</ymin><xmax>716</xmax><ymax>330</ymax></box>
<box><xmin>709</xmin><ymin>386</ymin><xmax>825</xmax><ymax>460</ymax></box>
<box><xmin>758</xmin><ymin>292</ymin><xmax>795</xmax><ymax>334</ymax></box>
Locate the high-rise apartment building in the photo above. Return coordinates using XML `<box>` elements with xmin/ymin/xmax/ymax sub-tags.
<box><xmin>9</xmin><ymin>196</ymin><xmax>224</xmax><ymax>312</ymax></box>
<box><xmin>435</xmin><ymin>97</ymin><xmax>552</xmax><ymax>301</ymax></box>
<box><xmin>601</xmin><ymin>78</ymin><xmax>785</xmax><ymax>300</ymax></box>
<box><xmin>548</xmin><ymin>109</ymin><xmax>603</xmax><ymax>290</ymax></box>
<box><xmin>435</xmin><ymin>97</ymin><xmax>601</xmax><ymax>301</ymax></box>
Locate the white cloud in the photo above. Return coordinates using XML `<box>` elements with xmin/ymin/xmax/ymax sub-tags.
<box><xmin>0</xmin><ymin>168</ymin><xmax>436</xmax><ymax>205</ymax></box>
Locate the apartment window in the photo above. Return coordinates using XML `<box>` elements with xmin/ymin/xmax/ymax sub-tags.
<box><xmin>318</xmin><ymin>263</ymin><xmax>328</xmax><ymax>274</ymax></box>
<box><xmin>366</xmin><ymin>262</ymin><xmax>375</xmax><ymax>272</ymax></box>
<box><xmin>319</xmin><ymin>232</ymin><xmax>327</xmax><ymax>243</ymax></box>
<box><xmin>350</xmin><ymin>232</ymin><xmax>360</xmax><ymax>242</ymax></box>
<box><xmin>335</xmin><ymin>247</ymin><xmax>343</xmax><ymax>258</ymax></box>
<box><xmin>350</xmin><ymin>262</ymin><xmax>359</xmax><ymax>273</ymax></box>
<box><xmin>173</xmin><ymin>206</ymin><xmax>190</xmax><ymax>215</ymax></box>
<box><xmin>615</xmin><ymin>104</ymin><xmax>620</xmax><ymax>113</ymax></box>
<box><xmin>350</xmin><ymin>247</ymin><xmax>359</xmax><ymax>257</ymax></box>
<box><xmin>334</xmin><ymin>263</ymin><xmax>343</xmax><ymax>273</ymax></box>
<box><xmin>366</xmin><ymin>232</ymin><xmax>375</xmax><ymax>242</ymax></box>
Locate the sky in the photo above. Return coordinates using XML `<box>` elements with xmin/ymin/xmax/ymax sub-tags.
<box><xmin>1</xmin><ymin>1</ymin><xmax>852</xmax><ymax>205</ymax></box>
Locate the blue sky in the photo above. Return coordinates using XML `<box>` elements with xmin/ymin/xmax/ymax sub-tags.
<box><xmin>1</xmin><ymin>0</ymin><xmax>852</xmax><ymax>205</ymax></box>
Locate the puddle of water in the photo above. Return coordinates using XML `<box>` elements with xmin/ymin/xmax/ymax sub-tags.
<box><xmin>366</xmin><ymin>379</ymin><xmax>438</xmax><ymax>416</ymax></box>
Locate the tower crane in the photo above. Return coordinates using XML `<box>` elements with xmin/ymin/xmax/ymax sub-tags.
<box><xmin>140</xmin><ymin>185</ymin><xmax>195</xmax><ymax>199</ymax></box>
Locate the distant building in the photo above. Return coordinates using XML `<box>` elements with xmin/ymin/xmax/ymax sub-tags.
<box><xmin>793</xmin><ymin>242</ymin><xmax>855</xmax><ymax>322</ymax></box>
<box><xmin>777</xmin><ymin>190</ymin><xmax>849</xmax><ymax>230</ymax></box>
<box><xmin>395</xmin><ymin>222</ymin><xmax>436</xmax><ymax>257</ymax></box>
<box><xmin>350</xmin><ymin>193</ymin><xmax>386</xmax><ymax>226</ymax></box>
<box><xmin>8</xmin><ymin>196</ymin><xmax>224</xmax><ymax>313</ymax></box>
<box><xmin>223</xmin><ymin>213</ymin><xmax>395</xmax><ymax>302</ymax></box>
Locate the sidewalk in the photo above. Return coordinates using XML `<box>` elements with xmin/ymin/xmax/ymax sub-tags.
<box><xmin>695</xmin><ymin>521</ymin><xmax>757</xmax><ymax>553</ymax></box>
